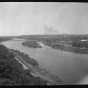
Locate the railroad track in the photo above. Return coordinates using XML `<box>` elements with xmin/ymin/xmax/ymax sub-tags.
<box><xmin>9</xmin><ymin>49</ymin><xmax>60</xmax><ymax>85</ymax></box>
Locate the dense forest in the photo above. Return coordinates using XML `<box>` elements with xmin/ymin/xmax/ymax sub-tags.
<box><xmin>0</xmin><ymin>44</ymin><xmax>48</xmax><ymax>86</ymax></box>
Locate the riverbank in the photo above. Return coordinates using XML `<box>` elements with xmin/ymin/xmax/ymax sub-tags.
<box><xmin>42</xmin><ymin>42</ymin><xmax>88</xmax><ymax>54</ymax></box>
<box><xmin>11</xmin><ymin>49</ymin><xmax>39</xmax><ymax>66</ymax></box>
<box><xmin>0</xmin><ymin>37</ymin><xmax>12</xmax><ymax>43</ymax></box>
<box><xmin>0</xmin><ymin>44</ymin><xmax>49</xmax><ymax>85</ymax></box>
<box><xmin>22</xmin><ymin>40</ymin><xmax>42</xmax><ymax>48</ymax></box>
<box><xmin>10</xmin><ymin>48</ymin><xmax>65</xmax><ymax>85</ymax></box>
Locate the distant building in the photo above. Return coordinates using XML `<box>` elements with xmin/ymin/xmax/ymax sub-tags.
<box><xmin>80</xmin><ymin>39</ymin><xmax>87</xmax><ymax>41</ymax></box>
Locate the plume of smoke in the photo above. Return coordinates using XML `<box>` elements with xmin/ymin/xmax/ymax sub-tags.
<box><xmin>44</xmin><ymin>26</ymin><xmax>58</xmax><ymax>34</ymax></box>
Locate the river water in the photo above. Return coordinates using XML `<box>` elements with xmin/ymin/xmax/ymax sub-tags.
<box><xmin>1</xmin><ymin>40</ymin><xmax>88</xmax><ymax>84</ymax></box>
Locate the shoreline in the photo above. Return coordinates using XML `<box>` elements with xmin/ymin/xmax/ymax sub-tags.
<box><xmin>9</xmin><ymin>48</ymin><xmax>65</xmax><ymax>85</ymax></box>
<box><xmin>42</xmin><ymin>42</ymin><xmax>88</xmax><ymax>55</ymax></box>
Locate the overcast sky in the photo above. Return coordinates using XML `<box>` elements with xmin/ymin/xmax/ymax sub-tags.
<box><xmin>0</xmin><ymin>2</ymin><xmax>88</xmax><ymax>36</ymax></box>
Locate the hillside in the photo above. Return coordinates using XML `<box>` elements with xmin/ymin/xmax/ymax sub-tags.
<box><xmin>0</xmin><ymin>44</ymin><xmax>48</xmax><ymax>86</ymax></box>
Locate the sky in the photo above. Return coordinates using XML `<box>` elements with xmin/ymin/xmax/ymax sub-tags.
<box><xmin>0</xmin><ymin>2</ymin><xmax>88</xmax><ymax>36</ymax></box>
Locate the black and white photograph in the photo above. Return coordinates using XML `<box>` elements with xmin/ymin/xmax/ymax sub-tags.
<box><xmin>0</xmin><ymin>2</ymin><xmax>88</xmax><ymax>85</ymax></box>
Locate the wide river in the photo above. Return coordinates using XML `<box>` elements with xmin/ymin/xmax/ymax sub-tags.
<box><xmin>1</xmin><ymin>40</ymin><xmax>88</xmax><ymax>84</ymax></box>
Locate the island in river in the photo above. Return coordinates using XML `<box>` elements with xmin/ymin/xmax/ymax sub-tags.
<box><xmin>22</xmin><ymin>40</ymin><xmax>42</xmax><ymax>48</ymax></box>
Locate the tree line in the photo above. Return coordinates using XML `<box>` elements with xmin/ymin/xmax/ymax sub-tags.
<box><xmin>0</xmin><ymin>44</ymin><xmax>48</xmax><ymax>86</ymax></box>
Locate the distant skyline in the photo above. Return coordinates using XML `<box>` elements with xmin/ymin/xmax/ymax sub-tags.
<box><xmin>0</xmin><ymin>2</ymin><xmax>88</xmax><ymax>36</ymax></box>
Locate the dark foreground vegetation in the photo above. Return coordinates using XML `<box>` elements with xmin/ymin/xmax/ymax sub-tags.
<box><xmin>22</xmin><ymin>40</ymin><xmax>42</xmax><ymax>48</ymax></box>
<box><xmin>0</xmin><ymin>44</ymin><xmax>48</xmax><ymax>86</ymax></box>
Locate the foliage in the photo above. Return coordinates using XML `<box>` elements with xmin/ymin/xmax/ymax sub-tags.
<box><xmin>22</xmin><ymin>41</ymin><xmax>42</xmax><ymax>48</ymax></box>
<box><xmin>0</xmin><ymin>37</ymin><xmax>12</xmax><ymax>43</ymax></box>
<box><xmin>12</xmin><ymin>49</ymin><xmax>39</xmax><ymax>66</ymax></box>
<box><xmin>0</xmin><ymin>44</ymin><xmax>48</xmax><ymax>86</ymax></box>
<box><xmin>72</xmin><ymin>41</ymin><xmax>88</xmax><ymax>48</ymax></box>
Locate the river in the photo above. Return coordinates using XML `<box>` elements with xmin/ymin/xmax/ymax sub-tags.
<box><xmin>1</xmin><ymin>40</ymin><xmax>88</xmax><ymax>84</ymax></box>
